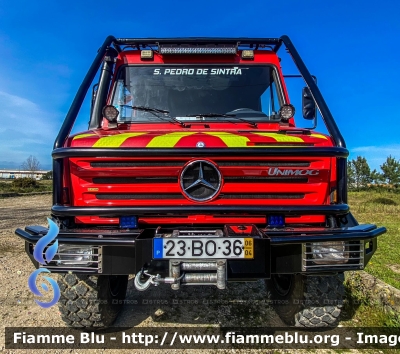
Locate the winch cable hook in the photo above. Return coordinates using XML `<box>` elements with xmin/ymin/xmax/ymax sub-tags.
<box><xmin>134</xmin><ymin>267</ymin><xmax>186</xmax><ymax>291</ymax></box>
<box><xmin>134</xmin><ymin>268</ymin><xmax>159</xmax><ymax>291</ymax></box>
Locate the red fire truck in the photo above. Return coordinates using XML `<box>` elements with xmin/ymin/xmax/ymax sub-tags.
<box><xmin>16</xmin><ymin>35</ymin><xmax>386</xmax><ymax>328</ymax></box>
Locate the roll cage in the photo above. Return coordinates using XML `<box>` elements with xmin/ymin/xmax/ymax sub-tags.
<box><xmin>52</xmin><ymin>35</ymin><xmax>348</xmax><ymax>208</ymax></box>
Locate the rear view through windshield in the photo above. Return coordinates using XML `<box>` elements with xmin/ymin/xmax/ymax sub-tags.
<box><xmin>112</xmin><ymin>65</ymin><xmax>284</xmax><ymax>122</ymax></box>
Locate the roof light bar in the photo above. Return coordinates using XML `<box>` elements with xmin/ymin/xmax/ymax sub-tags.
<box><xmin>160</xmin><ymin>45</ymin><xmax>237</xmax><ymax>55</ymax></box>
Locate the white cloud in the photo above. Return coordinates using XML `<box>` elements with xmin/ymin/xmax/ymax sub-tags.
<box><xmin>0</xmin><ymin>91</ymin><xmax>59</xmax><ymax>168</ymax></box>
<box><xmin>350</xmin><ymin>144</ymin><xmax>400</xmax><ymax>170</ymax></box>
<box><xmin>0</xmin><ymin>91</ymin><xmax>57</xmax><ymax>135</ymax></box>
<box><xmin>352</xmin><ymin>144</ymin><xmax>400</xmax><ymax>154</ymax></box>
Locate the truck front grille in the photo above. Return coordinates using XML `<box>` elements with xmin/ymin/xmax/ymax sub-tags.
<box><xmin>219</xmin><ymin>193</ymin><xmax>304</xmax><ymax>199</ymax></box>
<box><xmin>95</xmin><ymin>193</ymin><xmax>305</xmax><ymax>200</ymax></box>
<box><xmin>93</xmin><ymin>177</ymin><xmax>177</xmax><ymax>184</ymax></box>
<box><xmin>70</xmin><ymin>156</ymin><xmax>329</xmax><ymax>207</ymax></box>
<box><xmin>224</xmin><ymin>176</ymin><xmax>308</xmax><ymax>183</ymax></box>
<box><xmin>91</xmin><ymin>161</ymin><xmax>184</xmax><ymax>168</ymax></box>
<box><xmin>96</xmin><ymin>193</ymin><xmax>184</xmax><ymax>200</ymax></box>
<box><xmin>94</xmin><ymin>176</ymin><xmax>307</xmax><ymax>184</ymax></box>
<box><xmin>90</xmin><ymin>160</ymin><xmax>310</xmax><ymax>168</ymax></box>
<box><xmin>214</xmin><ymin>161</ymin><xmax>310</xmax><ymax>167</ymax></box>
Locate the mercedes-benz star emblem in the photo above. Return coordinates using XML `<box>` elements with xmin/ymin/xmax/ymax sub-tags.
<box><xmin>180</xmin><ymin>160</ymin><xmax>222</xmax><ymax>202</ymax></box>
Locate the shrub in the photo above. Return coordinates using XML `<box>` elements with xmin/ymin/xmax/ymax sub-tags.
<box><xmin>372</xmin><ymin>197</ymin><xmax>398</xmax><ymax>206</ymax></box>
<box><xmin>11</xmin><ymin>178</ymin><xmax>37</xmax><ymax>189</ymax></box>
<box><xmin>41</xmin><ymin>171</ymin><xmax>53</xmax><ymax>180</ymax></box>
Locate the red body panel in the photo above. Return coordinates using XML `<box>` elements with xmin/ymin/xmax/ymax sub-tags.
<box><xmin>70</xmin><ymin>129</ymin><xmax>333</xmax><ymax>148</ymax></box>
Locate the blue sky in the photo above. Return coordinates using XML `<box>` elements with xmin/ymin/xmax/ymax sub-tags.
<box><xmin>0</xmin><ymin>0</ymin><xmax>399</xmax><ymax>170</ymax></box>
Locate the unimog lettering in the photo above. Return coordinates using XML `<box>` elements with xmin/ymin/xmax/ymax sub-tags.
<box><xmin>267</xmin><ymin>168</ymin><xmax>320</xmax><ymax>176</ymax></box>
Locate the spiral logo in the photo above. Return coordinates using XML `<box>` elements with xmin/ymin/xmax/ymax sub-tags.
<box><xmin>28</xmin><ymin>218</ymin><xmax>61</xmax><ymax>308</ymax></box>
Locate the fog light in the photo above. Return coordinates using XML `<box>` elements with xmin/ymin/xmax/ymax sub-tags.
<box><xmin>310</xmin><ymin>241</ymin><xmax>349</xmax><ymax>264</ymax></box>
<box><xmin>330</xmin><ymin>188</ymin><xmax>337</xmax><ymax>204</ymax></box>
<box><xmin>141</xmin><ymin>50</ymin><xmax>153</xmax><ymax>59</ymax></box>
<box><xmin>56</xmin><ymin>245</ymin><xmax>94</xmax><ymax>266</ymax></box>
<box><xmin>241</xmin><ymin>50</ymin><xmax>254</xmax><ymax>59</ymax></box>
<box><xmin>267</xmin><ymin>215</ymin><xmax>285</xmax><ymax>228</ymax></box>
<box><xmin>120</xmin><ymin>216</ymin><xmax>137</xmax><ymax>229</ymax></box>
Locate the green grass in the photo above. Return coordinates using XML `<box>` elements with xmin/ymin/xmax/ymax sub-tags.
<box><xmin>349</xmin><ymin>190</ymin><xmax>400</xmax><ymax>289</ymax></box>
<box><xmin>343</xmin><ymin>275</ymin><xmax>400</xmax><ymax>327</ymax></box>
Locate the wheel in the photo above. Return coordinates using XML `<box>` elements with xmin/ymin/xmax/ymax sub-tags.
<box><xmin>266</xmin><ymin>273</ymin><xmax>344</xmax><ymax>327</ymax></box>
<box><xmin>58</xmin><ymin>274</ymin><xmax>128</xmax><ymax>328</ymax></box>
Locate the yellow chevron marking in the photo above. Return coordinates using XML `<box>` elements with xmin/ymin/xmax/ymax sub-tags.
<box><xmin>310</xmin><ymin>133</ymin><xmax>328</xmax><ymax>140</ymax></box>
<box><xmin>204</xmin><ymin>132</ymin><xmax>249</xmax><ymax>147</ymax></box>
<box><xmin>92</xmin><ymin>133</ymin><xmax>147</xmax><ymax>147</ymax></box>
<box><xmin>253</xmin><ymin>132</ymin><xmax>304</xmax><ymax>142</ymax></box>
<box><xmin>73</xmin><ymin>133</ymin><xmax>96</xmax><ymax>140</ymax></box>
<box><xmin>146</xmin><ymin>132</ymin><xmax>196</xmax><ymax>148</ymax></box>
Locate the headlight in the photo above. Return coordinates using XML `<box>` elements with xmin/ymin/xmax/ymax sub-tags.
<box><xmin>55</xmin><ymin>245</ymin><xmax>94</xmax><ymax>266</ymax></box>
<box><xmin>102</xmin><ymin>105</ymin><xmax>119</xmax><ymax>122</ymax></box>
<box><xmin>310</xmin><ymin>241</ymin><xmax>349</xmax><ymax>264</ymax></box>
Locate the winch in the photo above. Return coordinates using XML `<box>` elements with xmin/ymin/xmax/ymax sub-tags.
<box><xmin>134</xmin><ymin>229</ymin><xmax>227</xmax><ymax>290</ymax></box>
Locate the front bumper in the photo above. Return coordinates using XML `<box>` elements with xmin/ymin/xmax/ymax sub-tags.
<box><xmin>15</xmin><ymin>222</ymin><xmax>386</xmax><ymax>279</ymax></box>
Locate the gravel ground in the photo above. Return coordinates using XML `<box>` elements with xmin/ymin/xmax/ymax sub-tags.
<box><xmin>0</xmin><ymin>195</ymin><xmax>368</xmax><ymax>354</ymax></box>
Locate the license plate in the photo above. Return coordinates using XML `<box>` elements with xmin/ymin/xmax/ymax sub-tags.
<box><xmin>153</xmin><ymin>238</ymin><xmax>254</xmax><ymax>259</ymax></box>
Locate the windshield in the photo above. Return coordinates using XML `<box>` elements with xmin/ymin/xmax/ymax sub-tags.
<box><xmin>111</xmin><ymin>65</ymin><xmax>284</xmax><ymax>123</ymax></box>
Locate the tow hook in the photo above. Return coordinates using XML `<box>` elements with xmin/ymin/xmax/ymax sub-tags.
<box><xmin>134</xmin><ymin>269</ymin><xmax>185</xmax><ymax>291</ymax></box>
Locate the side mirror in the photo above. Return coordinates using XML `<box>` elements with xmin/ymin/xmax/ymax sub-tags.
<box><xmin>302</xmin><ymin>87</ymin><xmax>316</xmax><ymax>120</ymax></box>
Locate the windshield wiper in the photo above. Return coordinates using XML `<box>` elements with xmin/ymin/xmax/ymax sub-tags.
<box><xmin>186</xmin><ymin>113</ymin><xmax>236</xmax><ymax>118</ymax></box>
<box><xmin>186</xmin><ymin>113</ymin><xmax>258</xmax><ymax>128</ymax></box>
<box><xmin>122</xmin><ymin>105</ymin><xmax>185</xmax><ymax>126</ymax></box>
<box><xmin>131</xmin><ymin>105</ymin><xmax>169</xmax><ymax>114</ymax></box>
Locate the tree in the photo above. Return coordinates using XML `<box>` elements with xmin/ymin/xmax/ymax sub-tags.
<box><xmin>380</xmin><ymin>155</ymin><xmax>400</xmax><ymax>185</ymax></box>
<box><xmin>21</xmin><ymin>155</ymin><xmax>40</xmax><ymax>178</ymax></box>
<box><xmin>370</xmin><ymin>168</ymin><xmax>382</xmax><ymax>185</ymax></box>
<box><xmin>41</xmin><ymin>171</ymin><xmax>53</xmax><ymax>180</ymax></box>
<box><xmin>347</xmin><ymin>161</ymin><xmax>356</xmax><ymax>189</ymax></box>
<box><xmin>347</xmin><ymin>156</ymin><xmax>372</xmax><ymax>189</ymax></box>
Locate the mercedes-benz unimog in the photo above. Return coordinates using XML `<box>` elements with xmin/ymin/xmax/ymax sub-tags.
<box><xmin>16</xmin><ymin>35</ymin><xmax>386</xmax><ymax>328</ymax></box>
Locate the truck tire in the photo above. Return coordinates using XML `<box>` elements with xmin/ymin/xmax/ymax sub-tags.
<box><xmin>266</xmin><ymin>273</ymin><xmax>344</xmax><ymax>327</ymax></box>
<box><xmin>58</xmin><ymin>274</ymin><xmax>128</xmax><ymax>328</ymax></box>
